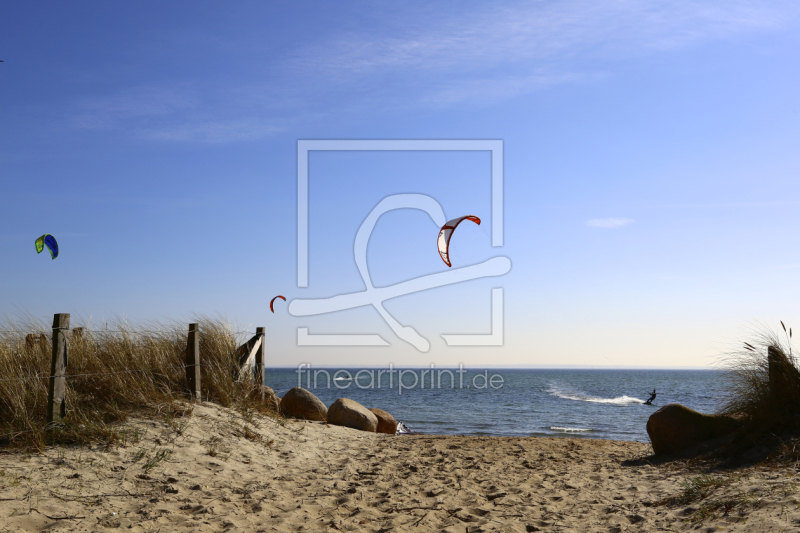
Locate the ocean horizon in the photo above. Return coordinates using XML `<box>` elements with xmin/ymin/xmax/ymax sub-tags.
<box><xmin>266</xmin><ymin>365</ymin><xmax>717</xmax><ymax>369</ymax></box>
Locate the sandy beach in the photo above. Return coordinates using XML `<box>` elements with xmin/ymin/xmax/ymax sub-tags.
<box><xmin>1</xmin><ymin>403</ymin><xmax>799</xmax><ymax>532</ymax></box>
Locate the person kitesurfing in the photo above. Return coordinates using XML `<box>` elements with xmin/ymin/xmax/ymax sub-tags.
<box><xmin>644</xmin><ymin>389</ymin><xmax>656</xmax><ymax>405</ymax></box>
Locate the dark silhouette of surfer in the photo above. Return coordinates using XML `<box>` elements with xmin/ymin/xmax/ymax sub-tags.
<box><xmin>644</xmin><ymin>389</ymin><xmax>656</xmax><ymax>405</ymax></box>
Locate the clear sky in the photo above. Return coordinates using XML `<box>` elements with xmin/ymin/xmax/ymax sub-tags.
<box><xmin>2</xmin><ymin>1</ymin><xmax>800</xmax><ymax>368</ymax></box>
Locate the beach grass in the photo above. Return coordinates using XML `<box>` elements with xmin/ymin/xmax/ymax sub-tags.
<box><xmin>702</xmin><ymin>322</ymin><xmax>800</xmax><ymax>466</ymax></box>
<box><xmin>718</xmin><ymin>322</ymin><xmax>800</xmax><ymax>433</ymax></box>
<box><xmin>0</xmin><ymin>314</ymin><xmax>278</xmax><ymax>450</ymax></box>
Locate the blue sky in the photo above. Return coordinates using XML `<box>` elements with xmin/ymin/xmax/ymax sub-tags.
<box><xmin>2</xmin><ymin>1</ymin><xmax>800</xmax><ymax>367</ymax></box>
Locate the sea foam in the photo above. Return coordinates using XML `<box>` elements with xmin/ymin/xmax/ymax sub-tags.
<box><xmin>547</xmin><ymin>383</ymin><xmax>645</xmax><ymax>406</ymax></box>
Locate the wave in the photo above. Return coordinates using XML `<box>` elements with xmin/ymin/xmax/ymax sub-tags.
<box><xmin>547</xmin><ymin>384</ymin><xmax>645</xmax><ymax>405</ymax></box>
<box><xmin>549</xmin><ymin>426</ymin><xmax>593</xmax><ymax>433</ymax></box>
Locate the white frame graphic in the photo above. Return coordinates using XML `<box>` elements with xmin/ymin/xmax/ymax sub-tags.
<box><xmin>295</xmin><ymin>139</ymin><xmax>506</xmax><ymax>349</ymax></box>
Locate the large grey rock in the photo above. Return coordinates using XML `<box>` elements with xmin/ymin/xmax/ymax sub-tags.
<box><xmin>368</xmin><ymin>408</ymin><xmax>398</xmax><ymax>435</ymax></box>
<box><xmin>646</xmin><ymin>403</ymin><xmax>740</xmax><ymax>456</ymax></box>
<box><xmin>281</xmin><ymin>387</ymin><xmax>327</xmax><ymax>421</ymax></box>
<box><xmin>327</xmin><ymin>398</ymin><xmax>378</xmax><ymax>432</ymax></box>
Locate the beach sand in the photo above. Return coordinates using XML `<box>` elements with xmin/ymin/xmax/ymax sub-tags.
<box><xmin>1</xmin><ymin>402</ymin><xmax>799</xmax><ymax>532</ymax></box>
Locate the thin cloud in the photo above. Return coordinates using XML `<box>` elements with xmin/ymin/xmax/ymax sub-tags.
<box><xmin>587</xmin><ymin>218</ymin><xmax>635</xmax><ymax>228</ymax></box>
<box><xmin>137</xmin><ymin>119</ymin><xmax>282</xmax><ymax>144</ymax></box>
<box><xmin>66</xmin><ymin>1</ymin><xmax>800</xmax><ymax>141</ymax></box>
<box><xmin>303</xmin><ymin>3</ymin><xmax>774</xmax><ymax>73</ymax></box>
<box><xmin>72</xmin><ymin>85</ymin><xmax>200</xmax><ymax>129</ymax></box>
<box><xmin>291</xmin><ymin>1</ymin><xmax>797</xmax><ymax>104</ymax></box>
<box><xmin>72</xmin><ymin>85</ymin><xmax>285</xmax><ymax>143</ymax></box>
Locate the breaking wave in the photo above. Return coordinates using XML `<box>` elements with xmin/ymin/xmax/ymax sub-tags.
<box><xmin>547</xmin><ymin>383</ymin><xmax>645</xmax><ymax>406</ymax></box>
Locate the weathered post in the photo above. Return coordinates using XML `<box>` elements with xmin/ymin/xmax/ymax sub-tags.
<box><xmin>47</xmin><ymin>313</ymin><xmax>70</xmax><ymax>424</ymax></box>
<box><xmin>255</xmin><ymin>327</ymin><xmax>265</xmax><ymax>390</ymax></box>
<box><xmin>72</xmin><ymin>327</ymin><xmax>84</xmax><ymax>341</ymax></box>
<box><xmin>186</xmin><ymin>323</ymin><xmax>201</xmax><ymax>399</ymax></box>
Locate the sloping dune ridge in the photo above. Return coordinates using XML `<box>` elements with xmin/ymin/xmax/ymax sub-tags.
<box><xmin>1</xmin><ymin>403</ymin><xmax>799</xmax><ymax>532</ymax></box>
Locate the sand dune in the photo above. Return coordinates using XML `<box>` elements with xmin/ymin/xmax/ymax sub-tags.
<box><xmin>1</xmin><ymin>402</ymin><xmax>798</xmax><ymax>532</ymax></box>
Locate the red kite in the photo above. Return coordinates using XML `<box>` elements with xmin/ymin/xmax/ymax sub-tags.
<box><xmin>270</xmin><ymin>295</ymin><xmax>286</xmax><ymax>313</ymax></box>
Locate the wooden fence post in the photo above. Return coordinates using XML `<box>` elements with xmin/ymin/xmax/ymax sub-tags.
<box><xmin>255</xmin><ymin>327</ymin><xmax>265</xmax><ymax>390</ymax></box>
<box><xmin>47</xmin><ymin>313</ymin><xmax>70</xmax><ymax>424</ymax></box>
<box><xmin>186</xmin><ymin>323</ymin><xmax>201</xmax><ymax>399</ymax></box>
<box><xmin>72</xmin><ymin>327</ymin><xmax>84</xmax><ymax>341</ymax></box>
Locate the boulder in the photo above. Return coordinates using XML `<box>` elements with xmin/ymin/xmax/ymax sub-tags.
<box><xmin>368</xmin><ymin>408</ymin><xmax>398</xmax><ymax>435</ymax></box>
<box><xmin>327</xmin><ymin>398</ymin><xmax>378</xmax><ymax>432</ymax></box>
<box><xmin>260</xmin><ymin>386</ymin><xmax>281</xmax><ymax>413</ymax></box>
<box><xmin>280</xmin><ymin>387</ymin><xmax>327</xmax><ymax>421</ymax></box>
<box><xmin>646</xmin><ymin>403</ymin><xmax>740</xmax><ymax>456</ymax></box>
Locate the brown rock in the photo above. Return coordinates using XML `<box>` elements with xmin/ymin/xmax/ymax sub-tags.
<box><xmin>260</xmin><ymin>386</ymin><xmax>281</xmax><ymax>413</ymax></box>
<box><xmin>248</xmin><ymin>385</ymin><xmax>279</xmax><ymax>410</ymax></box>
<box><xmin>327</xmin><ymin>398</ymin><xmax>378</xmax><ymax>432</ymax></box>
<box><xmin>646</xmin><ymin>403</ymin><xmax>740</xmax><ymax>456</ymax></box>
<box><xmin>368</xmin><ymin>408</ymin><xmax>398</xmax><ymax>434</ymax></box>
<box><xmin>280</xmin><ymin>387</ymin><xmax>327</xmax><ymax>421</ymax></box>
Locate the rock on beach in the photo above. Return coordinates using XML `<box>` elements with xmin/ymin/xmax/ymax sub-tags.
<box><xmin>280</xmin><ymin>387</ymin><xmax>327</xmax><ymax>421</ymax></box>
<box><xmin>262</xmin><ymin>386</ymin><xmax>281</xmax><ymax>413</ymax></box>
<box><xmin>368</xmin><ymin>407</ymin><xmax>398</xmax><ymax>434</ymax></box>
<box><xmin>646</xmin><ymin>403</ymin><xmax>740</xmax><ymax>455</ymax></box>
<box><xmin>327</xmin><ymin>398</ymin><xmax>378</xmax><ymax>432</ymax></box>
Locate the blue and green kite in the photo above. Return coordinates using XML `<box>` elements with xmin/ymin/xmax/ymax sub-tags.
<box><xmin>35</xmin><ymin>234</ymin><xmax>59</xmax><ymax>259</ymax></box>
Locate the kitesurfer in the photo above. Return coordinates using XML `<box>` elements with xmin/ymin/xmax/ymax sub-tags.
<box><xmin>644</xmin><ymin>389</ymin><xmax>656</xmax><ymax>405</ymax></box>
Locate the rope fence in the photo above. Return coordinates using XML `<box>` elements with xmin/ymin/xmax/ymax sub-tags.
<box><xmin>0</xmin><ymin>363</ymin><xmax>237</xmax><ymax>383</ymax></box>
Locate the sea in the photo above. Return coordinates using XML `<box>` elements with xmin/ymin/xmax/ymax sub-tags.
<box><xmin>264</xmin><ymin>368</ymin><xmax>724</xmax><ymax>443</ymax></box>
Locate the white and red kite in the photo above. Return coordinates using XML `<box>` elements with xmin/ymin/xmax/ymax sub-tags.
<box><xmin>437</xmin><ymin>215</ymin><xmax>480</xmax><ymax>267</ymax></box>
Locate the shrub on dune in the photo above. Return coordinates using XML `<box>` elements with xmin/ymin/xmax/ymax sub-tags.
<box><xmin>718</xmin><ymin>322</ymin><xmax>800</xmax><ymax>431</ymax></box>
<box><xmin>714</xmin><ymin>322</ymin><xmax>800</xmax><ymax>463</ymax></box>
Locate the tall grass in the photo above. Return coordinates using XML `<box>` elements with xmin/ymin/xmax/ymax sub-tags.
<box><xmin>717</xmin><ymin>322</ymin><xmax>800</xmax><ymax>435</ymax></box>
<box><xmin>0</xmin><ymin>314</ymin><xmax>275</xmax><ymax>449</ymax></box>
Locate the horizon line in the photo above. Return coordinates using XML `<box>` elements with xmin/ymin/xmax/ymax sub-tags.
<box><xmin>266</xmin><ymin>365</ymin><xmax>716</xmax><ymax>370</ymax></box>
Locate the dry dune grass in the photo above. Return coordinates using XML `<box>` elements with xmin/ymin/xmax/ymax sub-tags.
<box><xmin>718</xmin><ymin>323</ymin><xmax>800</xmax><ymax>430</ymax></box>
<box><xmin>706</xmin><ymin>322</ymin><xmax>800</xmax><ymax>465</ymax></box>
<box><xmin>0</xmin><ymin>314</ymin><xmax>276</xmax><ymax>450</ymax></box>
